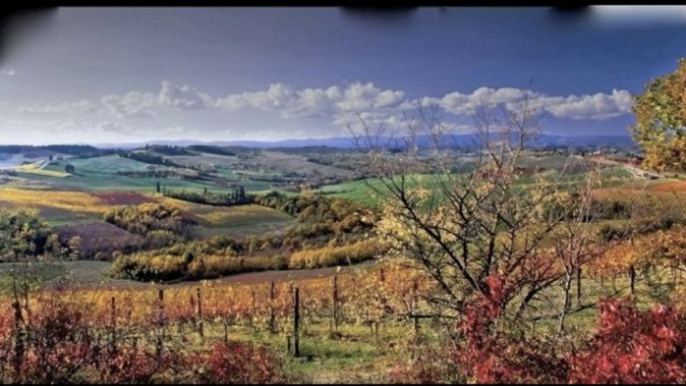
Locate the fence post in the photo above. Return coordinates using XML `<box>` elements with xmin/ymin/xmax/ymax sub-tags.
<box><xmin>251</xmin><ymin>290</ymin><xmax>257</xmax><ymax>328</ymax></box>
<box><xmin>11</xmin><ymin>298</ymin><xmax>24</xmax><ymax>379</ymax></box>
<box><xmin>196</xmin><ymin>288</ymin><xmax>204</xmax><ymax>341</ymax></box>
<box><xmin>293</xmin><ymin>287</ymin><xmax>300</xmax><ymax>357</ymax></box>
<box><xmin>156</xmin><ymin>288</ymin><xmax>164</xmax><ymax>361</ymax></box>
<box><xmin>332</xmin><ymin>275</ymin><xmax>339</xmax><ymax>334</ymax></box>
<box><xmin>270</xmin><ymin>281</ymin><xmax>276</xmax><ymax>333</ymax></box>
<box><xmin>110</xmin><ymin>296</ymin><xmax>117</xmax><ymax>354</ymax></box>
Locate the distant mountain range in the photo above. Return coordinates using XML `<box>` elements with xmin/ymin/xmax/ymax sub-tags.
<box><xmin>92</xmin><ymin>134</ymin><xmax>637</xmax><ymax>150</ymax></box>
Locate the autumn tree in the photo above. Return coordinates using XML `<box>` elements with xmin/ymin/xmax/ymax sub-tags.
<box><xmin>631</xmin><ymin>58</ymin><xmax>686</xmax><ymax>171</ymax></box>
<box><xmin>356</xmin><ymin>97</ymin><xmax>578</xmax><ymax>320</ymax></box>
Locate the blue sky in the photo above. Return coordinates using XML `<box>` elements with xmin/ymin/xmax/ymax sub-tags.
<box><xmin>1</xmin><ymin>6</ymin><xmax>686</xmax><ymax>145</ymax></box>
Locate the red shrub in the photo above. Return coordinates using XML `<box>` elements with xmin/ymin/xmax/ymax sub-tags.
<box><xmin>191</xmin><ymin>341</ymin><xmax>286</xmax><ymax>384</ymax></box>
<box><xmin>569</xmin><ymin>298</ymin><xmax>686</xmax><ymax>384</ymax></box>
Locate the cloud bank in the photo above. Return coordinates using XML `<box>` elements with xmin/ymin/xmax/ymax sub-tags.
<box><xmin>10</xmin><ymin>80</ymin><xmax>634</xmax><ymax>141</ymax></box>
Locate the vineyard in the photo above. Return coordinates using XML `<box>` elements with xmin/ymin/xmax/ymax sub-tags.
<box><xmin>592</xmin><ymin>187</ymin><xmax>686</xmax><ymax>213</ymax></box>
<box><xmin>0</xmin><ymin>260</ymin><xmax>436</xmax><ymax>383</ymax></box>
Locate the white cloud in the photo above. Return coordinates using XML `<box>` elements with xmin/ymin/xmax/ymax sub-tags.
<box><xmin>215</xmin><ymin>82</ymin><xmax>405</xmax><ymax>120</ymax></box>
<box><xmin>157</xmin><ymin>80</ymin><xmax>214</xmax><ymax>110</ymax></box>
<box><xmin>543</xmin><ymin>89</ymin><xmax>633</xmax><ymax>120</ymax></box>
<box><xmin>1</xmin><ymin>69</ymin><xmax>17</xmax><ymax>77</ymax></box>
<box><xmin>18</xmin><ymin>100</ymin><xmax>98</xmax><ymax>115</ymax></box>
<box><xmin>416</xmin><ymin>87</ymin><xmax>632</xmax><ymax>121</ymax></box>
<box><xmin>101</xmin><ymin>91</ymin><xmax>158</xmax><ymax>119</ymax></box>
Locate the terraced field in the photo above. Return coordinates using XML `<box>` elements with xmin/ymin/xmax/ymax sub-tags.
<box><xmin>0</xmin><ymin>188</ymin><xmax>295</xmax><ymax>238</ymax></box>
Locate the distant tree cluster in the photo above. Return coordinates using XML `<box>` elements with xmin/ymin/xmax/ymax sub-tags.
<box><xmin>103</xmin><ymin>203</ymin><xmax>189</xmax><ymax>238</ymax></box>
<box><xmin>163</xmin><ymin>187</ymin><xmax>251</xmax><ymax>206</ymax></box>
<box><xmin>125</xmin><ymin>151</ymin><xmax>182</xmax><ymax>167</ymax></box>
<box><xmin>143</xmin><ymin>144</ymin><xmax>193</xmax><ymax>156</ymax></box>
<box><xmin>187</xmin><ymin>145</ymin><xmax>236</xmax><ymax>156</ymax></box>
<box><xmin>254</xmin><ymin>191</ymin><xmax>377</xmax><ymax>235</ymax></box>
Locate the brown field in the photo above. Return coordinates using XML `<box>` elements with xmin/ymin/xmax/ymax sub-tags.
<box><xmin>91</xmin><ymin>191</ymin><xmax>159</xmax><ymax>205</ymax></box>
<box><xmin>56</xmin><ymin>221</ymin><xmax>143</xmax><ymax>257</ymax></box>
<box><xmin>644</xmin><ymin>180</ymin><xmax>686</xmax><ymax>193</ymax></box>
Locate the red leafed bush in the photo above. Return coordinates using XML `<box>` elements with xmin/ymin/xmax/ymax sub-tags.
<box><xmin>392</xmin><ymin>275</ymin><xmax>569</xmax><ymax>384</ymax></box>
<box><xmin>14</xmin><ymin>299</ymin><xmax>96</xmax><ymax>384</ymax></box>
<box><xmin>191</xmin><ymin>341</ymin><xmax>286</xmax><ymax>384</ymax></box>
<box><xmin>569</xmin><ymin>298</ymin><xmax>686</xmax><ymax>384</ymax></box>
<box><xmin>97</xmin><ymin>346</ymin><xmax>166</xmax><ymax>384</ymax></box>
<box><xmin>452</xmin><ymin>276</ymin><xmax>568</xmax><ymax>384</ymax></box>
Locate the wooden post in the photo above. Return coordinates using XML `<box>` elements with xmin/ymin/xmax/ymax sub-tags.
<box><xmin>629</xmin><ymin>265</ymin><xmax>636</xmax><ymax>296</ymax></box>
<box><xmin>270</xmin><ymin>281</ymin><xmax>276</xmax><ymax>333</ymax></box>
<box><xmin>11</xmin><ymin>299</ymin><xmax>24</xmax><ymax>378</ymax></box>
<box><xmin>196</xmin><ymin>288</ymin><xmax>204</xmax><ymax>340</ymax></box>
<box><xmin>251</xmin><ymin>290</ymin><xmax>257</xmax><ymax>328</ymax></box>
<box><xmin>110</xmin><ymin>296</ymin><xmax>117</xmax><ymax>354</ymax></box>
<box><xmin>332</xmin><ymin>275</ymin><xmax>339</xmax><ymax>334</ymax></box>
<box><xmin>293</xmin><ymin>287</ymin><xmax>300</xmax><ymax>357</ymax></box>
<box><xmin>156</xmin><ymin>289</ymin><xmax>164</xmax><ymax>360</ymax></box>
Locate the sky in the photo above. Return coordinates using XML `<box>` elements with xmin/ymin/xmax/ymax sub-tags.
<box><xmin>1</xmin><ymin>6</ymin><xmax>686</xmax><ymax>145</ymax></box>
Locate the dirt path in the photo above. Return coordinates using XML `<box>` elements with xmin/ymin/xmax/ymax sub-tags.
<box><xmin>200</xmin><ymin>261</ymin><xmax>375</xmax><ymax>286</ymax></box>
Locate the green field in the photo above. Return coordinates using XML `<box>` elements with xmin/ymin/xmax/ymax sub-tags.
<box><xmin>30</xmin><ymin>155</ymin><xmax>274</xmax><ymax>193</ymax></box>
<box><xmin>319</xmin><ymin>167</ymin><xmax>637</xmax><ymax>207</ymax></box>
<box><xmin>16</xmin><ymin>161</ymin><xmax>72</xmax><ymax>177</ymax></box>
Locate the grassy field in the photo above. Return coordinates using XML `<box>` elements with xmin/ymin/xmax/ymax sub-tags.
<box><xmin>35</xmin><ymin>154</ymin><xmax>275</xmax><ymax>192</ymax></box>
<box><xmin>15</xmin><ymin>161</ymin><xmax>72</xmax><ymax>177</ymax></box>
<box><xmin>45</xmin><ymin>155</ymin><xmax>151</xmax><ymax>174</ymax></box>
<box><xmin>319</xmin><ymin>167</ymin><xmax>637</xmax><ymax>207</ymax></box>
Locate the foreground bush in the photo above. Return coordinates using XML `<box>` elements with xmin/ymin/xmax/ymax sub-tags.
<box><xmin>0</xmin><ymin>293</ymin><xmax>286</xmax><ymax>384</ymax></box>
<box><xmin>391</xmin><ymin>289</ymin><xmax>686</xmax><ymax>384</ymax></box>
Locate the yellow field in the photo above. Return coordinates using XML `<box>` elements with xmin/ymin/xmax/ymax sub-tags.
<box><xmin>0</xmin><ymin>188</ymin><xmax>105</xmax><ymax>214</ymax></box>
<box><xmin>157</xmin><ymin>197</ymin><xmax>294</xmax><ymax>227</ymax></box>
<box><xmin>15</xmin><ymin>162</ymin><xmax>71</xmax><ymax>178</ymax></box>
<box><xmin>592</xmin><ymin>187</ymin><xmax>686</xmax><ymax>212</ymax></box>
<box><xmin>0</xmin><ymin>189</ymin><xmax>294</xmax><ymax>234</ymax></box>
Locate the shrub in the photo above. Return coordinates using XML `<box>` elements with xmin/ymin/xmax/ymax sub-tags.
<box><xmin>288</xmin><ymin>239</ymin><xmax>388</xmax><ymax>269</ymax></box>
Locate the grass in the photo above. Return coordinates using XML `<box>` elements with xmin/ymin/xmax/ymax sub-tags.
<box><xmin>35</xmin><ymin>155</ymin><xmax>275</xmax><ymax>193</ymax></box>
<box><xmin>0</xmin><ymin>260</ymin><xmax>140</xmax><ymax>295</ymax></box>
<box><xmin>45</xmin><ymin>155</ymin><xmax>151</xmax><ymax>174</ymax></box>
<box><xmin>319</xmin><ymin>168</ymin><xmax>639</xmax><ymax>208</ymax></box>
<box><xmin>15</xmin><ymin>161</ymin><xmax>71</xmax><ymax>177</ymax></box>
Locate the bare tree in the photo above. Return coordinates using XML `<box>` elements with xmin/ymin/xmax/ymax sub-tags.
<box><xmin>549</xmin><ymin>165</ymin><xmax>600</xmax><ymax>333</ymax></box>
<box><xmin>351</xmin><ymin>95</ymin><xmax>572</xmax><ymax>319</ymax></box>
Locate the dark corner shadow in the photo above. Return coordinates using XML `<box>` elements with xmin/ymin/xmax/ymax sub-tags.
<box><xmin>0</xmin><ymin>7</ymin><xmax>57</xmax><ymax>64</ymax></box>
